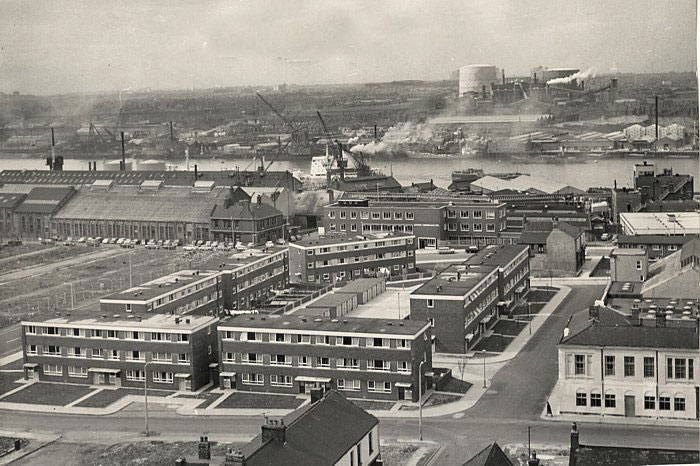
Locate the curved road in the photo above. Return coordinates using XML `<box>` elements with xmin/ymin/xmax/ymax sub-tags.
<box><xmin>2</xmin><ymin>285</ymin><xmax>698</xmax><ymax>464</ymax></box>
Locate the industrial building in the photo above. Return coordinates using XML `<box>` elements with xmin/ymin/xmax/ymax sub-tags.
<box><xmin>217</xmin><ymin>314</ymin><xmax>432</xmax><ymax>401</ymax></box>
<box><xmin>21</xmin><ymin>312</ymin><xmax>219</xmax><ymax>392</ymax></box>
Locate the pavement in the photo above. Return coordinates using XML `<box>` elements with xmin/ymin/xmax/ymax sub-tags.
<box><xmin>0</xmin><ymin>327</ymin><xmax>21</xmax><ymax>358</ymax></box>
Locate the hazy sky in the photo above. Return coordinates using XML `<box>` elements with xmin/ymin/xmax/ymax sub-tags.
<box><xmin>1</xmin><ymin>0</ymin><xmax>696</xmax><ymax>95</ymax></box>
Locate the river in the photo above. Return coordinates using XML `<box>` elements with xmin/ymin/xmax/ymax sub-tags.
<box><xmin>0</xmin><ymin>155</ymin><xmax>698</xmax><ymax>190</ymax></box>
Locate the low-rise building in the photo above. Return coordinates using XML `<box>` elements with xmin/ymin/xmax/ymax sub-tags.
<box><xmin>21</xmin><ymin>312</ymin><xmax>219</xmax><ymax>391</ymax></box>
<box><xmin>640</xmin><ymin>238</ymin><xmax>700</xmax><ymax>298</ymax></box>
<box><xmin>0</xmin><ymin>192</ymin><xmax>26</xmax><ymax>238</ymax></box>
<box><xmin>210</xmin><ymin>197</ymin><xmax>284</xmax><ymax>245</ymax></box>
<box><xmin>217</xmin><ymin>314</ymin><xmax>432</xmax><ymax>401</ymax></box>
<box><xmin>556</xmin><ymin>306</ymin><xmax>699</xmax><ymax>421</ymax></box>
<box><xmin>228</xmin><ymin>389</ymin><xmax>381</xmax><ymax>466</ymax></box>
<box><xmin>288</xmin><ymin>232</ymin><xmax>416</xmax><ymax>285</ymax></box>
<box><xmin>619</xmin><ymin>212</ymin><xmax>700</xmax><ymax>237</ymax></box>
<box><xmin>519</xmin><ymin>221</ymin><xmax>585</xmax><ymax>277</ymax></box>
<box><xmin>298</xmin><ymin>293</ymin><xmax>358</xmax><ymax>319</ymax></box>
<box><xmin>410</xmin><ymin>244</ymin><xmax>530</xmax><ymax>353</ymax></box>
<box><xmin>13</xmin><ymin>186</ymin><xmax>75</xmax><ymax>239</ymax></box>
<box><xmin>335</xmin><ymin>277</ymin><xmax>386</xmax><ymax>304</ymax></box>
<box><xmin>616</xmin><ymin>234</ymin><xmax>690</xmax><ymax>261</ymax></box>
<box><xmin>609</xmin><ymin>248</ymin><xmax>648</xmax><ymax>283</ymax></box>
<box><xmin>100</xmin><ymin>270</ymin><xmax>224</xmax><ymax>316</ymax></box>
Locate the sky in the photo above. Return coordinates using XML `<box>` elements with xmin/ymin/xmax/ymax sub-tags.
<box><xmin>0</xmin><ymin>0</ymin><xmax>697</xmax><ymax>95</ymax></box>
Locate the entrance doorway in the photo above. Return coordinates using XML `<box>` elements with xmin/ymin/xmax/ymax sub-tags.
<box><xmin>624</xmin><ymin>395</ymin><xmax>635</xmax><ymax>417</ymax></box>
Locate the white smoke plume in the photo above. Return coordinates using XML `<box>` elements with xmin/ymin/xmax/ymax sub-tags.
<box><xmin>350</xmin><ymin>122</ymin><xmax>433</xmax><ymax>154</ymax></box>
<box><xmin>546</xmin><ymin>67</ymin><xmax>597</xmax><ymax>85</ymax></box>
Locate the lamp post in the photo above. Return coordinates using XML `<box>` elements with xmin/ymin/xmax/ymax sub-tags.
<box><xmin>418</xmin><ymin>354</ymin><xmax>426</xmax><ymax>441</ymax></box>
<box><xmin>482</xmin><ymin>349</ymin><xmax>487</xmax><ymax>388</ymax></box>
<box><xmin>397</xmin><ymin>292</ymin><xmax>401</xmax><ymax>319</ymax></box>
<box><xmin>144</xmin><ymin>361</ymin><xmax>153</xmax><ymax>437</ymax></box>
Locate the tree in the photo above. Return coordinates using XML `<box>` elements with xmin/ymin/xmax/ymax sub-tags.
<box><xmin>456</xmin><ymin>356</ymin><xmax>468</xmax><ymax>392</ymax></box>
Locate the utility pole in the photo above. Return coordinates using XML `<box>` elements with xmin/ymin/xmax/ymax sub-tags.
<box><xmin>482</xmin><ymin>349</ymin><xmax>487</xmax><ymax>388</ymax></box>
<box><xmin>397</xmin><ymin>292</ymin><xmax>401</xmax><ymax>319</ymax></box>
<box><xmin>418</xmin><ymin>354</ymin><xmax>426</xmax><ymax>441</ymax></box>
<box><xmin>144</xmin><ymin>361</ymin><xmax>153</xmax><ymax>437</ymax></box>
<box><xmin>528</xmin><ymin>426</ymin><xmax>531</xmax><ymax>459</ymax></box>
<box><xmin>528</xmin><ymin>302</ymin><xmax>532</xmax><ymax>335</ymax></box>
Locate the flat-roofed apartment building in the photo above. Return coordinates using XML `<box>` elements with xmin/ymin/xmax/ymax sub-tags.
<box><xmin>218</xmin><ymin>314</ymin><xmax>432</xmax><ymax>401</ymax></box>
<box><xmin>322</xmin><ymin>193</ymin><xmax>507</xmax><ymax>249</ymax></box>
<box><xmin>199</xmin><ymin>246</ymin><xmax>289</xmax><ymax>311</ymax></box>
<box><xmin>410</xmin><ymin>244</ymin><xmax>530</xmax><ymax>354</ymax></box>
<box><xmin>21</xmin><ymin>312</ymin><xmax>219</xmax><ymax>391</ymax></box>
<box><xmin>288</xmin><ymin>232</ymin><xmax>415</xmax><ymax>284</ymax></box>
<box><xmin>100</xmin><ymin>270</ymin><xmax>224</xmax><ymax>316</ymax></box>
<box><xmin>619</xmin><ymin>212</ymin><xmax>700</xmax><ymax>237</ymax></box>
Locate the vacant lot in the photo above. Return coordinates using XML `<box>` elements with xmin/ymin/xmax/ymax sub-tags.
<box><xmin>0</xmin><ymin>246</ymin><xmax>93</xmax><ymax>271</ymax></box>
<box><xmin>215</xmin><ymin>392</ymin><xmax>305</xmax><ymax>410</ymax></box>
<box><xmin>527</xmin><ymin>288</ymin><xmax>557</xmax><ymax>303</ymax></box>
<box><xmin>1</xmin><ymin>382</ymin><xmax>93</xmax><ymax>406</ymax></box>
<box><xmin>0</xmin><ymin>243</ymin><xmax>47</xmax><ymax>260</ymax></box>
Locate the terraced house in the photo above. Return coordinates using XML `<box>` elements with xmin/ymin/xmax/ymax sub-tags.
<box><xmin>21</xmin><ymin>312</ymin><xmax>219</xmax><ymax>392</ymax></box>
<box><xmin>217</xmin><ymin>314</ymin><xmax>432</xmax><ymax>401</ymax></box>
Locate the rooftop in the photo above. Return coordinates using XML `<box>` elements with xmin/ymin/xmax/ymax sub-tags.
<box><xmin>466</xmin><ymin>244</ymin><xmax>529</xmax><ymax>267</ymax></box>
<box><xmin>303</xmin><ymin>292</ymin><xmax>356</xmax><ymax>308</ymax></box>
<box><xmin>616</xmin><ymin>234</ymin><xmax>691</xmax><ymax>245</ymax></box>
<box><xmin>219</xmin><ymin>314</ymin><xmax>429</xmax><ymax>337</ymax></box>
<box><xmin>0</xmin><ymin>192</ymin><xmax>26</xmax><ymax>210</ymax></box>
<box><xmin>22</xmin><ymin>310</ymin><xmax>218</xmax><ymax>331</ymax></box>
<box><xmin>609</xmin><ymin>247</ymin><xmax>645</xmax><ymax>257</ymax></box>
<box><xmin>211</xmin><ymin>200</ymin><xmax>281</xmax><ymax>220</ymax></box>
<box><xmin>100</xmin><ymin>270</ymin><xmax>220</xmax><ymax>303</ymax></box>
<box><xmin>14</xmin><ymin>186</ymin><xmax>74</xmax><ymax>214</ymax></box>
<box><xmin>197</xmin><ymin>247</ymin><xmax>287</xmax><ymax>272</ymax></box>
<box><xmin>620</xmin><ymin>212</ymin><xmax>700</xmax><ymax>235</ymax></box>
<box><xmin>291</xmin><ymin>232</ymin><xmax>414</xmax><ymax>248</ymax></box>
<box><xmin>335</xmin><ymin>277</ymin><xmax>385</xmax><ymax>294</ymax></box>
<box><xmin>412</xmin><ymin>263</ymin><xmax>497</xmax><ymax>297</ymax></box>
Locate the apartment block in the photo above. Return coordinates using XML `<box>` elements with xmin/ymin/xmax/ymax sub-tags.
<box><xmin>288</xmin><ymin>232</ymin><xmax>415</xmax><ymax>284</ymax></box>
<box><xmin>322</xmin><ymin>194</ymin><xmax>507</xmax><ymax>249</ymax></box>
<box><xmin>557</xmin><ymin>306</ymin><xmax>699</xmax><ymax>421</ymax></box>
<box><xmin>410</xmin><ymin>244</ymin><xmax>530</xmax><ymax>354</ymax></box>
<box><xmin>21</xmin><ymin>312</ymin><xmax>219</xmax><ymax>391</ymax></box>
<box><xmin>100</xmin><ymin>270</ymin><xmax>224</xmax><ymax>316</ymax></box>
<box><xmin>217</xmin><ymin>314</ymin><xmax>432</xmax><ymax>401</ymax></box>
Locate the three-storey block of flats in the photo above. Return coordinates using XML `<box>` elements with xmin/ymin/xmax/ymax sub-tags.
<box><xmin>21</xmin><ymin>311</ymin><xmax>219</xmax><ymax>391</ymax></box>
<box><xmin>217</xmin><ymin>314</ymin><xmax>433</xmax><ymax>401</ymax></box>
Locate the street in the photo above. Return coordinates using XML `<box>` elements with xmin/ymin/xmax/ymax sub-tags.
<box><xmin>2</xmin><ymin>284</ymin><xmax>698</xmax><ymax>464</ymax></box>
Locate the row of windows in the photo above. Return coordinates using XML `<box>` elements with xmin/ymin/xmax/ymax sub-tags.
<box><xmin>224</xmin><ymin>353</ymin><xmax>411</xmax><ymax>373</ymax></box>
<box><xmin>28</xmin><ymin>346</ymin><xmax>207</xmax><ymax>361</ymax></box>
<box><xmin>570</xmin><ymin>354</ymin><xmax>694</xmax><ymax>380</ymax></box>
<box><xmin>42</xmin><ymin>365</ymin><xmax>174</xmax><ymax>383</ymax></box>
<box><xmin>575</xmin><ymin>392</ymin><xmax>687</xmax><ymax>411</ymax></box>
<box><xmin>222</xmin><ymin>332</ymin><xmax>413</xmax><ymax>348</ymax></box>
<box><xmin>446</xmin><ymin>223</ymin><xmax>496</xmax><ymax>233</ymax></box>
<box><xmin>328</xmin><ymin>210</ymin><xmax>416</xmax><ymax>221</ymax></box>
<box><xmin>25</xmin><ymin>326</ymin><xmax>192</xmax><ymax>342</ymax></box>
<box><xmin>308</xmin><ymin>264</ymin><xmax>413</xmax><ymax>282</ymax></box>
<box><xmin>240</xmin><ymin>373</ymin><xmax>396</xmax><ymax>393</ymax></box>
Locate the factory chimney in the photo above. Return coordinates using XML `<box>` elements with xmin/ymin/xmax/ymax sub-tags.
<box><xmin>533</xmin><ymin>72</ymin><xmax>537</xmax><ymax>84</ymax></box>
<box><xmin>655</xmin><ymin>96</ymin><xmax>659</xmax><ymax>141</ymax></box>
<box><xmin>337</xmin><ymin>141</ymin><xmax>345</xmax><ymax>181</ymax></box>
<box><xmin>169</xmin><ymin>121</ymin><xmax>174</xmax><ymax>141</ymax></box>
<box><xmin>194</xmin><ymin>164</ymin><xmax>198</xmax><ymax>184</ymax></box>
<box><xmin>120</xmin><ymin>131</ymin><xmax>126</xmax><ymax>171</ymax></box>
<box><xmin>374</xmin><ymin>124</ymin><xmax>378</xmax><ymax>140</ymax></box>
<box><xmin>502</xmin><ymin>69</ymin><xmax>505</xmax><ymax>85</ymax></box>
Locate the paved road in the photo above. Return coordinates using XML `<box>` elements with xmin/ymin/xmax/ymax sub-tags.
<box><xmin>2</xmin><ymin>285</ymin><xmax>698</xmax><ymax>464</ymax></box>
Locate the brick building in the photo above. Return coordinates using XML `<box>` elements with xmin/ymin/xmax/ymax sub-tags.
<box><xmin>410</xmin><ymin>244</ymin><xmax>530</xmax><ymax>354</ymax></box>
<box><xmin>519</xmin><ymin>221</ymin><xmax>586</xmax><ymax>277</ymax></box>
<box><xmin>616</xmin><ymin>234</ymin><xmax>691</xmax><ymax>261</ymax></box>
<box><xmin>0</xmin><ymin>192</ymin><xmax>26</xmax><ymax>239</ymax></box>
<box><xmin>21</xmin><ymin>312</ymin><xmax>219</xmax><ymax>391</ymax></box>
<box><xmin>210</xmin><ymin>196</ymin><xmax>284</xmax><ymax>245</ymax></box>
<box><xmin>288</xmin><ymin>232</ymin><xmax>416</xmax><ymax>284</ymax></box>
<box><xmin>217</xmin><ymin>314</ymin><xmax>432</xmax><ymax>401</ymax></box>
<box><xmin>322</xmin><ymin>194</ymin><xmax>507</xmax><ymax>249</ymax></box>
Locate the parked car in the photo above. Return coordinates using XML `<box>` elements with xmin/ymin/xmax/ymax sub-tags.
<box><xmin>145</xmin><ymin>241</ymin><xmax>159</xmax><ymax>250</ymax></box>
<box><xmin>438</xmin><ymin>247</ymin><xmax>455</xmax><ymax>254</ymax></box>
<box><xmin>116</xmin><ymin>238</ymin><xmax>125</xmax><ymax>245</ymax></box>
<box><xmin>600</xmin><ymin>233</ymin><xmax>609</xmax><ymax>241</ymax></box>
<box><xmin>77</xmin><ymin>237</ymin><xmax>87</xmax><ymax>243</ymax></box>
<box><xmin>211</xmin><ymin>241</ymin><xmax>219</xmax><ymax>248</ymax></box>
<box><xmin>265</xmin><ymin>241</ymin><xmax>275</xmax><ymax>249</ymax></box>
<box><xmin>196</xmin><ymin>240</ymin><xmax>204</xmax><ymax>247</ymax></box>
<box><xmin>246</xmin><ymin>242</ymin><xmax>255</xmax><ymax>248</ymax></box>
<box><xmin>466</xmin><ymin>245</ymin><xmax>479</xmax><ymax>253</ymax></box>
<box><xmin>276</xmin><ymin>238</ymin><xmax>286</xmax><ymax>245</ymax></box>
<box><xmin>62</xmin><ymin>239</ymin><xmax>75</xmax><ymax>246</ymax></box>
<box><xmin>235</xmin><ymin>242</ymin><xmax>247</xmax><ymax>251</ymax></box>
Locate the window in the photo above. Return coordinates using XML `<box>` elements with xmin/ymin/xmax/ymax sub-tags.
<box><xmin>92</xmin><ymin>348</ymin><xmax>104</xmax><ymax>359</ymax></box>
<box><xmin>427</xmin><ymin>299</ymin><xmax>434</xmax><ymax>308</ymax></box>
<box><xmin>316</xmin><ymin>357</ymin><xmax>330</xmax><ymax>368</ymax></box>
<box><xmin>126</xmin><ymin>350</ymin><xmax>144</xmax><ymax>361</ymax></box>
<box><xmin>339</xmin><ymin>211</ymin><xmax>346</xmax><ymax>219</ymax></box>
<box><xmin>299</xmin><ymin>334</ymin><xmax>311</xmax><ymax>344</ymax></box>
<box><xmin>473</xmin><ymin>210</ymin><xmax>483</xmax><ymax>219</ymax></box>
<box><xmin>397</xmin><ymin>339</ymin><xmax>411</xmax><ymax>349</ymax></box>
<box><xmin>659</xmin><ymin>396</ymin><xmax>671</xmax><ymax>410</ymax></box>
<box><xmin>668</xmin><ymin>358</ymin><xmax>692</xmax><ymax>380</ymax></box>
<box><xmin>153</xmin><ymin>371</ymin><xmax>174</xmax><ymax>384</ymax></box>
<box><xmin>590</xmin><ymin>392</ymin><xmax>602</xmax><ymax>407</ymax></box>
<box><xmin>337</xmin><ymin>379</ymin><xmax>361</xmax><ymax>391</ymax></box>
<box><xmin>44</xmin><ymin>326</ymin><xmax>58</xmax><ymax>335</ymax></box>
<box><xmin>243</xmin><ymin>353</ymin><xmax>263</xmax><ymax>365</ymax></box>
<box><xmin>398</xmin><ymin>361</ymin><xmax>410</xmax><ymax>373</ymax></box>
<box><xmin>460</xmin><ymin>210</ymin><xmax>469</xmax><ymax>219</ymax></box>
<box><xmin>43</xmin><ymin>364</ymin><xmax>62</xmax><ymax>376</ymax></box>
<box><xmin>460</xmin><ymin>223</ymin><xmax>469</xmax><ymax>232</ymax></box>
<box><xmin>368</xmin><ymin>380</ymin><xmax>391</xmax><ymax>393</ymax></box>
<box><xmin>107</xmin><ymin>330</ymin><xmax>118</xmax><ymax>339</ymax></box>
<box><xmin>107</xmin><ymin>350</ymin><xmax>119</xmax><ymax>360</ymax></box>
<box><xmin>177</xmin><ymin>334</ymin><xmax>189</xmax><ymax>342</ymax></box>
<box><xmin>43</xmin><ymin>345</ymin><xmax>61</xmax><ymax>356</ymax></box>
<box><xmin>624</xmin><ymin>356</ymin><xmax>635</xmax><ymax>377</ymax></box>
<box><xmin>604</xmin><ymin>355</ymin><xmax>615</xmax><ymax>376</ymax></box>
<box><xmin>271</xmin><ymin>354</ymin><xmax>291</xmax><ymax>366</ymax></box>
<box><xmin>643</xmin><ymin>357</ymin><xmax>655</xmax><ymax>378</ymax></box>
<box><xmin>574</xmin><ymin>355</ymin><xmax>585</xmax><ymax>375</ymax></box>
<box><xmin>383</xmin><ymin>212</ymin><xmax>391</xmax><ymax>220</ymax></box>
<box><xmin>473</xmin><ymin>224</ymin><xmax>482</xmax><ymax>232</ymax></box>
<box><xmin>68</xmin><ymin>366</ymin><xmax>88</xmax><ymax>378</ymax></box>
<box><xmin>126</xmin><ymin>370</ymin><xmax>145</xmax><ymax>381</ymax></box>
<box><xmin>644</xmin><ymin>396</ymin><xmax>656</xmax><ymax>410</ymax></box>
<box><xmin>270</xmin><ymin>375</ymin><xmax>293</xmax><ymax>387</ymax></box>
<box><xmin>604</xmin><ymin>393</ymin><xmax>616</xmax><ymax>408</ymax></box>
<box><xmin>298</xmin><ymin>356</ymin><xmax>310</xmax><ymax>367</ymax></box>
<box><xmin>405</xmin><ymin>212</ymin><xmax>414</xmax><ymax>220</ymax></box>
<box><xmin>274</xmin><ymin>333</ymin><xmax>291</xmax><ymax>343</ymax></box>
<box><xmin>369</xmin><ymin>431</ymin><xmax>374</xmax><ymax>455</ymax></box>
<box><xmin>350</xmin><ymin>211</ymin><xmax>357</xmax><ymax>219</ymax></box>
<box><xmin>126</xmin><ymin>331</ymin><xmax>143</xmax><ymax>340</ymax></box>
<box><xmin>394</xmin><ymin>212</ymin><xmax>403</xmax><ymax>220</ymax></box>
<box><xmin>152</xmin><ymin>352</ymin><xmax>171</xmax><ymax>362</ymax></box>
<box><xmin>339</xmin><ymin>336</ymin><xmax>359</xmax><ymax>346</ymax></box>
<box><xmin>486</xmin><ymin>211</ymin><xmax>496</xmax><ymax>219</ymax></box>
<box><xmin>486</xmin><ymin>224</ymin><xmax>495</xmax><ymax>232</ymax></box>
<box><xmin>674</xmin><ymin>397</ymin><xmax>685</xmax><ymax>411</ymax></box>
<box><xmin>241</xmin><ymin>373</ymin><xmax>264</xmax><ymax>385</ymax></box>
<box><xmin>635</xmin><ymin>260</ymin><xmax>642</xmax><ymax>270</ymax></box>
<box><xmin>575</xmin><ymin>392</ymin><xmax>587</xmax><ymax>406</ymax></box>
<box><xmin>178</xmin><ymin>353</ymin><xmax>191</xmax><ymax>364</ymax></box>
<box><xmin>329</xmin><ymin>211</ymin><xmax>336</xmax><ymax>219</ymax></box>
<box><xmin>25</xmin><ymin>325</ymin><xmax>36</xmax><ymax>334</ymax></box>
<box><xmin>151</xmin><ymin>332</ymin><xmax>170</xmax><ymax>341</ymax></box>
<box><xmin>26</xmin><ymin>344</ymin><xmax>37</xmax><ymax>355</ymax></box>
<box><xmin>67</xmin><ymin>347</ymin><xmax>85</xmax><ymax>358</ymax></box>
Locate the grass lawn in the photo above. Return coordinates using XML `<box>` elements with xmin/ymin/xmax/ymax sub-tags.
<box><xmin>1</xmin><ymin>382</ymin><xmax>94</xmax><ymax>406</ymax></box>
<box><xmin>424</xmin><ymin>392</ymin><xmax>461</xmax><ymax>408</ymax></box>
<box><xmin>527</xmin><ymin>289</ymin><xmax>557</xmax><ymax>302</ymax></box>
<box><xmin>194</xmin><ymin>393</ymin><xmax>223</xmax><ymax>409</ymax></box>
<box><xmin>75</xmin><ymin>388</ymin><xmax>141</xmax><ymax>408</ymax></box>
<box><xmin>75</xmin><ymin>441</ymin><xmax>245</xmax><ymax>466</ymax></box>
<box><xmin>0</xmin><ymin>358</ymin><xmax>24</xmax><ymax>370</ymax></box>
<box><xmin>492</xmin><ymin>319</ymin><xmax>528</xmax><ymax>337</ymax></box>
<box><xmin>382</xmin><ymin>444</ymin><xmax>420</xmax><ymax>466</ymax></box>
<box><xmin>0</xmin><ymin>243</ymin><xmax>46</xmax><ymax>260</ymax></box>
<box><xmin>437</xmin><ymin>376</ymin><xmax>472</xmax><ymax>394</ymax></box>
<box><xmin>0</xmin><ymin>373</ymin><xmax>24</xmax><ymax>396</ymax></box>
<box><xmin>350</xmin><ymin>399</ymin><xmax>395</xmax><ymax>411</ymax></box>
<box><xmin>472</xmin><ymin>334</ymin><xmax>516</xmax><ymax>353</ymax></box>
<box><xmin>512</xmin><ymin>302</ymin><xmax>546</xmax><ymax>317</ymax></box>
<box><xmin>0</xmin><ymin>436</ymin><xmax>28</xmax><ymax>452</ymax></box>
<box><xmin>215</xmin><ymin>392</ymin><xmax>304</xmax><ymax>410</ymax></box>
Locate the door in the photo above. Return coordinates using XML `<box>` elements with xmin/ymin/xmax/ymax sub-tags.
<box><xmin>299</xmin><ymin>382</ymin><xmax>306</xmax><ymax>394</ymax></box>
<box><xmin>624</xmin><ymin>395</ymin><xmax>635</xmax><ymax>417</ymax></box>
<box><xmin>179</xmin><ymin>379</ymin><xmax>187</xmax><ymax>391</ymax></box>
<box><xmin>398</xmin><ymin>387</ymin><xmax>405</xmax><ymax>400</ymax></box>
<box><xmin>222</xmin><ymin>377</ymin><xmax>231</xmax><ymax>390</ymax></box>
<box><xmin>26</xmin><ymin>368</ymin><xmax>34</xmax><ymax>380</ymax></box>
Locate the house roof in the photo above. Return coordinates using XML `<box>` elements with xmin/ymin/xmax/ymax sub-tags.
<box><xmin>617</xmin><ymin>234</ymin><xmax>691</xmax><ymax>246</ymax></box>
<box><xmin>211</xmin><ymin>201</ymin><xmax>281</xmax><ymax>220</ymax></box>
<box><xmin>462</xmin><ymin>442</ymin><xmax>513</xmax><ymax>466</ymax></box>
<box><xmin>240</xmin><ymin>391</ymin><xmax>379</xmax><ymax>466</ymax></box>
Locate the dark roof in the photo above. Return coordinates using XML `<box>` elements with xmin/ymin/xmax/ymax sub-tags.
<box><xmin>0</xmin><ymin>192</ymin><xmax>26</xmax><ymax>210</ymax></box>
<box><xmin>519</xmin><ymin>220</ymin><xmax>582</xmax><ymax>242</ymax></box>
<box><xmin>335</xmin><ymin>277</ymin><xmax>385</xmax><ymax>294</ymax></box>
<box><xmin>560</xmin><ymin>307</ymin><xmax>699</xmax><ymax>350</ymax></box>
<box><xmin>522</xmin><ymin>221</ymin><xmax>554</xmax><ymax>232</ymax></box>
<box><xmin>553</xmin><ymin>221</ymin><xmax>584</xmax><ymax>238</ymax></box>
<box><xmin>241</xmin><ymin>391</ymin><xmax>379</xmax><ymax>466</ymax></box>
<box><xmin>572</xmin><ymin>443</ymin><xmax>699</xmax><ymax>466</ymax></box>
<box><xmin>14</xmin><ymin>186</ymin><xmax>74</xmax><ymax>214</ymax></box>
<box><xmin>462</xmin><ymin>442</ymin><xmax>513</xmax><ymax>466</ymax></box>
<box><xmin>518</xmin><ymin>231</ymin><xmax>549</xmax><ymax>245</ymax></box>
<box><xmin>617</xmin><ymin>234</ymin><xmax>691</xmax><ymax>245</ymax></box>
<box><xmin>304</xmin><ymin>292</ymin><xmax>355</xmax><ymax>308</ymax></box>
<box><xmin>211</xmin><ymin>201</ymin><xmax>281</xmax><ymax>219</ymax></box>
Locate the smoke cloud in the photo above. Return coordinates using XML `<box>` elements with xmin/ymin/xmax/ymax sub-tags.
<box><xmin>546</xmin><ymin>67</ymin><xmax>598</xmax><ymax>85</ymax></box>
<box><xmin>350</xmin><ymin>122</ymin><xmax>434</xmax><ymax>154</ymax></box>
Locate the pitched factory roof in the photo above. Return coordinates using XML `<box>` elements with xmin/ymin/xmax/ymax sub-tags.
<box><xmin>0</xmin><ymin>192</ymin><xmax>26</xmax><ymax>210</ymax></box>
<box><xmin>53</xmin><ymin>185</ymin><xmax>229</xmax><ymax>223</ymax></box>
<box><xmin>13</xmin><ymin>187</ymin><xmax>74</xmax><ymax>214</ymax></box>
<box><xmin>240</xmin><ymin>390</ymin><xmax>378</xmax><ymax>466</ymax></box>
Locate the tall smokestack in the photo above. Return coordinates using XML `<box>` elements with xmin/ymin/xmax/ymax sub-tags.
<box><xmin>374</xmin><ymin>125</ymin><xmax>378</xmax><ymax>140</ymax></box>
<box><xmin>120</xmin><ymin>131</ymin><xmax>126</xmax><ymax>171</ymax></box>
<box><xmin>533</xmin><ymin>72</ymin><xmax>537</xmax><ymax>84</ymax></box>
<box><xmin>170</xmin><ymin>121</ymin><xmax>174</xmax><ymax>141</ymax></box>
<box><xmin>194</xmin><ymin>164</ymin><xmax>198</xmax><ymax>184</ymax></box>
<box><xmin>51</xmin><ymin>127</ymin><xmax>56</xmax><ymax>167</ymax></box>
<box><xmin>655</xmin><ymin>96</ymin><xmax>659</xmax><ymax>141</ymax></box>
<box><xmin>337</xmin><ymin>141</ymin><xmax>345</xmax><ymax>181</ymax></box>
<box><xmin>502</xmin><ymin>69</ymin><xmax>505</xmax><ymax>85</ymax></box>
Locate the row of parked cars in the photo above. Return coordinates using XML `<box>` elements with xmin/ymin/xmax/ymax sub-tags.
<box><xmin>182</xmin><ymin>238</ymin><xmax>285</xmax><ymax>252</ymax></box>
<box><xmin>61</xmin><ymin>236</ymin><xmax>180</xmax><ymax>250</ymax></box>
